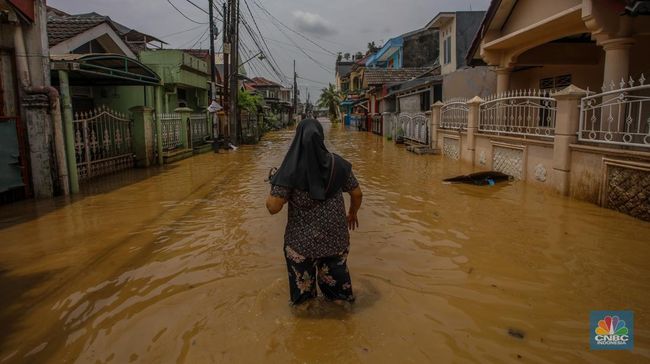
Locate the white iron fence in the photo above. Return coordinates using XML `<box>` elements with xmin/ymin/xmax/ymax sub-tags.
<box><xmin>158</xmin><ymin>113</ymin><xmax>184</xmax><ymax>151</ymax></box>
<box><xmin>479</xmin><ymin>90</ymin><xmax>557</xmax><ymax>138</ymax></box>
<box><xmin>440</xmin><ymin>98</ymin><xmax>469</xmax><ymax>130</ymax></box>
<box><xmin>190</xmin><ymin>113</ymin><xmax>210</xmax><ymax>145</ymax></box>
<box><xmin>579</xmin><ymin>75</ymin><xmax>650</xmax><ymax>148</ymax></box>
<box><xmin>73</xmin><ymin>106</ymin><xmax>134</xmax><ymax>181</ymax></box>
<box><xmin>398</xmin><ymin>112</ymin><xmax>429</xmax><ymax>145</ymax></box>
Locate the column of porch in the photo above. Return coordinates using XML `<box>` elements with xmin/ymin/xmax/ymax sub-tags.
<box><xmin>601</xmin><ymin>38</ymin><xmax>635</xmax><ymax>87</ymax></box>
<box><xmin>495</xmin><ymin>67</ymin><xmax>512</xmax><ymax>95</ymax></box>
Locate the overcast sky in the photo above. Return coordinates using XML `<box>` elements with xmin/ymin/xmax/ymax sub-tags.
<box><xmin>49</xmin><ymin>0</ymin><xmax>490</xmax><ymax>100</ymax></box>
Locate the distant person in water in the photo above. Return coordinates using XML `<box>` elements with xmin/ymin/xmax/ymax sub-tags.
<box><xmin>266</xmin><ymin>118</ymin><xmax>363</xmax><ymax>307</ymax></box>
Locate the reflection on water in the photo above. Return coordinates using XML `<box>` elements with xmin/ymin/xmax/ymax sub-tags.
<box><xmin>0</xmin><ymin>121</ymin><xmax>648</xmax><ymax>363</ymax></box>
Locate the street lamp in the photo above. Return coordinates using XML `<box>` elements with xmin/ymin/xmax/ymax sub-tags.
<box><xmin>240</xmin><ymin>52</ymin><xmax>266</xmax><ymax>67</ymax></box>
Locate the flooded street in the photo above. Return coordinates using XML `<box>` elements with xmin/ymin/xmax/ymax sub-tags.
<box><xmin>1</xmin><ymin>120</ymin><xmax>649</xmax><ymax>363</ymax></box>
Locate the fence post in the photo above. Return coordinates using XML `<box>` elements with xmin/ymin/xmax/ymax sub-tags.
<box><xmin>430</xmin><ymin>101</ymin><xmax>443</xmax><ymax>150</ymax></box>
<box><xmin>466</xmin><ymin>96</ymin><xmax>483</xmax><ymax>166</ymax></box>
<box><xmin>130</xmin><ymin>106</ymin><xmax>154</xmax><ymax>167</ymax></box>
<box><xmin>550</xmin><ymin>85</ymin><xmax>588</xmax><ymax>195</ymax></box>
<box><xmin>174</xmin><ymin>107</ymin><xmax>193</xmax><ymax>149</ymax></box>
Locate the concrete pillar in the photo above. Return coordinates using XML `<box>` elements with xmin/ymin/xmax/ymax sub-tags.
<box><xmin>175</xmin><ymin>107</ymin><xmax>193</xmax><ymax>149</ymax></box>
<box><xmin>130</xmin><ymin>106</ymin><xmax>155</xmax><ymax>167</ymax></box>
<box><xmin>22</xmin><ymin>94</ymin><xmax>54</xmax><ymax>198</ymax></box>
<box><xmin>496</xmin><ymin>67</ymin><xmax>512</xmax><ymax>95</ymax></box>
<box><xmin>430</xmin><ymin>101</ymin><xmax>443</xmax><ymax>150</ymax></box>
<box><xmin>381</xmin><ymin>112</ymin><xmax>392</xmax><ymax>140</ymax></box>
<box><xmin>601</xmin><ymin>38</ymin><xmax>634</xmax><ymax>87</ymax></box>
<box><xmin>466</xmin><ymin>96</ymin><xmax>483</xmax><ymax>166</ymax></box>
<box><xmin>551</xmin><ymin>85</ymin><xmax>588</xmax><ymax>195</ymax></box>
<box><xmin>154</xmin><ymin>86</ymin><xmax>164</xmax><ymax>165</ymax></box>
<box><xmin>58</xmin><ymin>70</ymin><xmax>79</xmax><ymax>194</ymax></box>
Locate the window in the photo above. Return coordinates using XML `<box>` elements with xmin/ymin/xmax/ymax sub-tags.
<box><xmin>420</xmin><ymin>91</ymin><xmax>431</xmax><ymax>112</ymax></box>
<box><xmin>443</xmin><ymin>36</ymin><xmax>452</xmax><ymax>65</ymax></box>
<box><xmin>539</xmin><ymin>74</ymin><xmax>572</xmax><ymax>90</ymax></box>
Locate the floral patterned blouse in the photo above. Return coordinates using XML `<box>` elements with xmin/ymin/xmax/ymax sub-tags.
<box><xmin>271</xmin><ymin>171</ymin><xmax>359</xmax><ymax>258</ymax></box>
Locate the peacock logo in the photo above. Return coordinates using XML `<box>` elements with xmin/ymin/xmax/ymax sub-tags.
<box><xmin>595</xmin><ymin>315</ymin><xmax>628</xmax><ymax>336</ymax></box>
<box><xmin>591</xmin><ymin>311</ymin><xmax>634</xmax><ymax>350</ymax></box>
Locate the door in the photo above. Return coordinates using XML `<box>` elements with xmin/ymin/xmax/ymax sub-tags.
<box><xmin>0</xmin><ymin>48</ymin><xmax>31</xmax><ymax>202</ymax></box>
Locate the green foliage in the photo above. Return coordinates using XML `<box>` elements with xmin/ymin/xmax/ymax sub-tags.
<box><xmin>317</xmin><ymin>84</ymin><xmax>343</xmax><ymax>122</ymax></box>
<box><xmin>238</xmin><ymin>89</ymin><xmax>263</xmax><ymax>113</ymax></box>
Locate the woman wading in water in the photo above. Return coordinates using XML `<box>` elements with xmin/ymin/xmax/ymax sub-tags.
<box><xmin>266</xmin><ymin>119</ymin><xmax>363</xmax><ymax>307</ymax></box>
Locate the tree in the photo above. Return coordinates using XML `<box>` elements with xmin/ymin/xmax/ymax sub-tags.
<box><xmin>367</xmin><ymin>41</ymin><xmax>379</xmax><ymax>53</ymax></box>
<box><xmin>336</xmin><ymin>52</ymin><xmax>342</xmax><ymax>63</ymax></box>
<box><xmin>354</xmin><ymin>51</ymin><xmax>363</xmax><ymax>60</ymax></box>
<box><xmin>238</xmin><ymin>89</ymin><xmax>263</xmax><ymax>113</ymax></box>
<box><xmin>343</xmin><ymin>52</ymin><xmax>350</xmax><ymax>60</ymax></box>
<box><xmin>317</xmin><ymin>83</ymin><xmax>343</xmax><ymax>122</ymax></box>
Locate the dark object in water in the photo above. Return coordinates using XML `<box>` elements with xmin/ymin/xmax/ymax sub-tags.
<box><xmin>443</xmin><ymin>171</ymin><xmax>512</xmax><ymax>186</ymax></box>
<box><xmin>508</xmin><ymin>328</ymin><xmax>525</xmax><ymax>339</ymax></box>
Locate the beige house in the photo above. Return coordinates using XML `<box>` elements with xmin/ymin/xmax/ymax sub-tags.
<box><xmin>426</xmin><ymin>11</ymin><xmax>496</xmax><ymax>99</ymax></box>
<box><xmin>423</xmin><ymin>0</ymin><xmax>650</xmax><ymax>221</ymax></box>
<box><xmin>467</xmin><ymin>0</ymin><xmax>649</xmax><ymax>94</ymax></box>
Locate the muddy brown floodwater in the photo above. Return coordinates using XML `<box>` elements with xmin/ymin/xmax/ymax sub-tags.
<box><xmin>0</xmin><ymin>120</ymin><xmax>649</xmax><ymax>363</ymax></box>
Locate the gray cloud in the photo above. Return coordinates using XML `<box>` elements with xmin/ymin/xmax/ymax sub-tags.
<box><xmin>291</xmin><ymin>10</ymin><xmax>337</xmax><ymax>36</ymax></box>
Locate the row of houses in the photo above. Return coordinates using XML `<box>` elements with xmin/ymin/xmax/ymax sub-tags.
<box><xmin>337</xmin><ymin>11</ymin><xmax>493</xmax><ymax>135</ymax></box>
<box><xmin>338</xmin><ymin>0</ymin><xmax>650</xmax><ymax>221</ymax></box>
<box><xmin>0</xmin><ymin>0</ymin><xmax>293</xmax><ymax>204</ymax></box>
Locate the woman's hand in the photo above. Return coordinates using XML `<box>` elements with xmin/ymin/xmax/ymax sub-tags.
<box><xmin>347</xmin><ymin>212</ymin><xmax>359</xmax><ymax>230</ymax></box>
<box><xmin>266</xmin><ymin>195</ymin><xmax>286</xmax><ymax>215</ymax></box>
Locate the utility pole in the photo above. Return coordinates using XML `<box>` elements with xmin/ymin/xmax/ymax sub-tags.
<box><xmin>229</xmin><ymin>0</ymin><xmax>240</xmax><ymax>144</ymax></box>
<box><xmin>222</xmin><ymin>1</ymin><xmax>229</xmax><ymax>139</ymax></box>
<box><xmin>293</xmin><ymin>60</ymin><xmax>297</xmax><ymax>123</ymax></box>
<box><xmin>208</xmin><ymin>0</ymin><xmax>216</xmax><ymax>101</ymax></box>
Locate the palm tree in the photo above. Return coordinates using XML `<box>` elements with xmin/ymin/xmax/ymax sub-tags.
<box><xmin>318</xmin><ymin>84</ymin><xmax>343</xmax><ymax>122</ymax></box>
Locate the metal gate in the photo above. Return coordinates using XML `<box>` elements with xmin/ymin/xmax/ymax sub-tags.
<box><xmin>73</xmin><ymin>105</ymin><xmax>135</xmax><ymax>181</ymax></box>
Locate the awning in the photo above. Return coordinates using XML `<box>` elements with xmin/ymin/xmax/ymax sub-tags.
<box><xmin>50</xmin><ymin>53</ymin><xmax>161</xmax><ymax>86</ymax></box>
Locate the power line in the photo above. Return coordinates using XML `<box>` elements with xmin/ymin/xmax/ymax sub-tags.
<box><xmin>238</xmin><ymin>9</ymin><xmax>287</xmax><ymax>82</ymax></box>
<box><xmin>297</xmin><ymin>75</ymin><xmax>330</xmax><ymax>86</ymax></box>
<box><xmin>167</xmin><ymin>0</ymin><xmax>208</xmax><ymax>24</ymax></box>
<box><xmin>253</xmin><ymin>0</ymin><xmax>336</xmax><ymax>56</ymax></box>
<box><xmin>183</xmin><ymin>0</ymin><xmax>208</xmax><ymax>15</ymax></box>
<box><xmin>160</xmin><ymin>24</ymin><xmax>206</xmax><ymax>38</ymax></box>
<box><xmin>241</xmin><ymin>0</ymin><xmax>286</xmax><ymax>80</ymax></box>
<box><xmin>264</xmin><ymin>16</ymin><xmax>333</xmax><ymax>73</ymax></box>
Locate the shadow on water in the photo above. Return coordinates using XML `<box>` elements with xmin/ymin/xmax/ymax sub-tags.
<box><xmin>0</xmin><ymin>266</ymin><xmax>60</xmax><ymax>355</ymax></box>
<box><xmin>0</xmin><ymin>164</ymin><xmax>180</xmax><ymax>231</ymax></box>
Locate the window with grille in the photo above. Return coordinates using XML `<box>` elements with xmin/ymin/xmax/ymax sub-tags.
<box><xmin>539</xmin><ymin>74</ymin><xmax>572</xmax><ymax>90</ymax></box>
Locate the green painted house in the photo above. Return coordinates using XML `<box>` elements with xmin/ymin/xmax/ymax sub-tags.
<box><xmin>138</xmin><ymin>50</ymin><xmax>210</xmax><ymax>113</ymax></box>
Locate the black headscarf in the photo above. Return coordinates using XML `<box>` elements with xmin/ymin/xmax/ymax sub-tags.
<box><xmin>271</xmin><ymin>118</ymin><xmax>352</xmax><ymax>200</ymax></box>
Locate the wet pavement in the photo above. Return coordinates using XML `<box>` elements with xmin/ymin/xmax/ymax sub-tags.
<box><xmin>0</xmin><ymin>120</ymin><xmax>649</xmax><ymax>363</ymax></box>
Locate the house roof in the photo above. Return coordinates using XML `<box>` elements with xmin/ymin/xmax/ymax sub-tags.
<box><xmin>363</xmin><ymin>67</ymin><xmax>433</xmax><ymax>86</ymax></box>
<box><xmin>466</xmin><ymin>0</ymin><xmax>514</xmax><ymax>66</ymax></box>
<box><xmin>46</xmin><ymin>6</ymin><xmax>165</xmax><ymax>51</ymax></box>
<box><xmin>47</xmin><ymin>14</ymin><xmax>108</xmax><ymax>47</ymax></box>
<box><xmin>250</xmin><ymin>77</ymin><xmax>282</xmax><ymax>87</ymax></box>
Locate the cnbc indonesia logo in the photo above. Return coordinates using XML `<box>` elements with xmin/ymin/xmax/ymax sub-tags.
<box><xmin>591</xmin><ymin>311</ymin><xmax>634</xmax><ymax>350</ymax></box>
